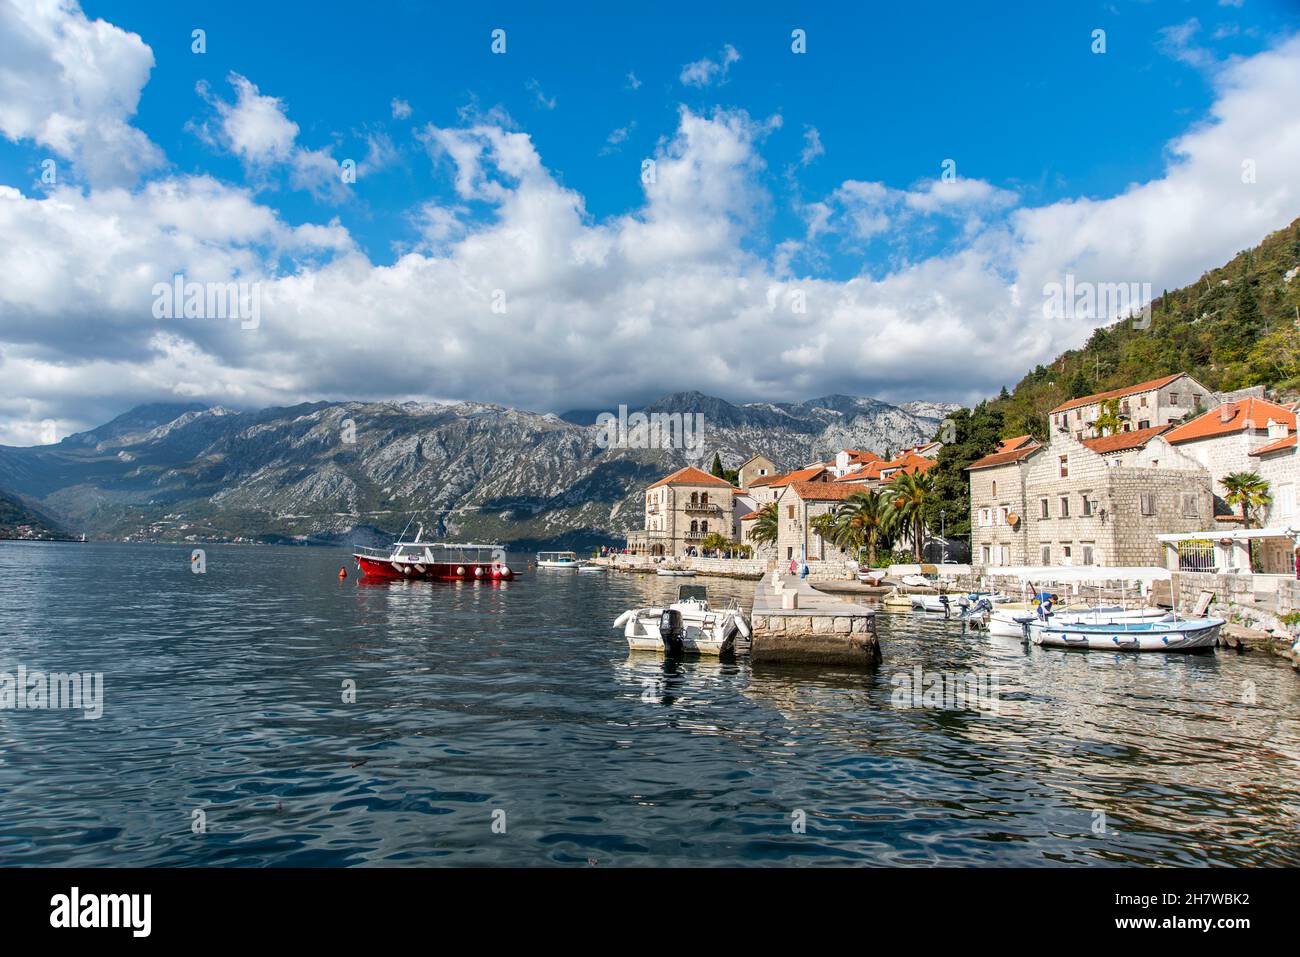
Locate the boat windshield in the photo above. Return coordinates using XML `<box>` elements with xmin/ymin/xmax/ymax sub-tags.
<box><xmin>538</xmin><ymin>551</ymin><xmax>577</xmax><ymax>561</ymax></box>
<box><xmin>677</xmin><ymin>584</ymin><xmax>709</xmax><ymax>602</ymax></box>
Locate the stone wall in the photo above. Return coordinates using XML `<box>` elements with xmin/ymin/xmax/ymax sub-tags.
<box><xmin>1172</xmin><ymin>570</ymin><xmax>1300</xmax><ymax>626</ymax></box>
<box><xmin>969</xmin><ymin>460</ymin><xmax>1030</xmax><ymax>566</ymax></box>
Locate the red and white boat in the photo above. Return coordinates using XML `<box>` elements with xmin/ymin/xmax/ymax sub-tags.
<box><xmin>353</xmin><ymin>528</ymin><xmax>514</xmax><ymax>581</ymax></box>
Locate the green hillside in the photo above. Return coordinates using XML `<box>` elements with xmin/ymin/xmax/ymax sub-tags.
<box><xmin>0</xmin><ymin>489</ymin><xmax>68</xmax><ymax>540</ymax></box>
<box><xmin>994</xmin><ymin>216</ymin><xmax>1300</xmax><ymax>440</ymax></box>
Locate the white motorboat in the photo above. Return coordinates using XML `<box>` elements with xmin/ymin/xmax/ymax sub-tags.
<box><xmin>576</xmin><ymin>563</ymin><xmax>604</xmax><ymax>573</ymax></box>
<box><xmin>655</xmin><ymin>567</ymin><xmax>696</xmax><ymax>577</ymax></box>
<box><xmin>536</xmin><ymin>550</ymin><xmax>579</xmax><ymax>569</ymax></box>
<box><xmin>1023</xmin><ymin>616</ymin><xmax>1223</xmax><ymax>652</ymax></box>
<box><xmin>987</xmin><ymin>604</ymin><xmax>1169</xmax><ymax>638</ymax></box>
<box><xmin>614</xmin><ymin>584</ymin><xmax>749</xmax><ymax>655</ymax></box>
<box><xmin>910</xmin><ymin>592</ymin><xmax>1006</xmax><ymax>614</ymax></box>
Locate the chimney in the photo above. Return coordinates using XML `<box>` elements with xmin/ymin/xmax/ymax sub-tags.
<box><xmin>1219</xmin><ymin>405</ymin><xmax>1234</xmax><ymax>424</ymax></box>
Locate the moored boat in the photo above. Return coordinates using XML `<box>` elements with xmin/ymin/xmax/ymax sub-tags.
<box><xmin>353</xmin><ymin>531</ymin><xmax>512</xmax><ymax>581</ymax></box>
<box><xmin>1023</xmin><ymin>616</ymin><xmax>1223</xmax><ymax>652</ymax></box>
<box><xmin>655</xmin><ymin>566</ymin><xmax>696</xmax><ymax>577</ymax></box>
<box><xmin>614</xmin><ymin>584</ymin><xmax>748</xmax><ymax>655</ymax></box>
<box><xmin>536</xmin><ymin>550</ymin><xmax>579</xmax><ymax>568</ymax></box>
<box><xmin>987</xmin><ymin>604</ymin><xmax>1169</xmax><ymax>638</ymax></box>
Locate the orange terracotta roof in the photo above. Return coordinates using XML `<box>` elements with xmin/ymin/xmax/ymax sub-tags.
<box><xmin>967</xmin><ymin>442</ymin><xmax>1041</xmax><ymax>471</ymax></box>
<box><xmin>1050</xmin><ymin>373</ymin><xmax>1186</xmax><ymax>414</ymax></box>
<box><xmin>1081</xmin><ymin>424</ymin><xmax>1170</xmax><ymax>455</ymax></box>
<box><xmin>748</xmin><ymin>465</ymin><xmax>828</xmax><ymax>488</ymax></box>
<box><xmin>845</xmin><ymin>449</ymin><xmax>884</xmax><ymax>463</ymax></box>
<box><xmin>1164</xmin><ymin>397</ymin><xmax>1297</xmax><ymax>445</ymax></box>
<box><xmin>1249</xmin><ymin>433</ymin><xmax>1297</xmax><ymax>456</ymax></box>
<box><xmin>834</xmin><ymin>451</ymin><xmax>936</xmax><ymax>482</ymax></box>
<box><xmin>647</xmin><ymin>465</ymin><xmax>732</xmax><ymax>490</ymax></box>
<box><xmin>784</xmin><ymin>480</ymin><xmax>861</xmax><ymax>501</ymax></box>
<box><xmin>738</xmin><ymin>510</ymin><xmax>762</xmax><ymax>521</ymax></box>
<box><xmin>996</xmin><ymin>435</ymin><xmax>1035</xmax><ymax>453</ymax></box>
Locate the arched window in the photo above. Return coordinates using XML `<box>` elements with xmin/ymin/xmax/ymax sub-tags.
<box><xmin>700</xmin><ymin>521</ymin><xmax>708</xmax><ymax>533</ymax></box>
<box><xmin>992</xmin><ymin>480</ymin><xmax>997</xmax><ymax>496</ymax></box>
<box><xmin>689</xmin><ymin>492</ymin><xmax>698</xmax><ymax>506</ymax></box>
<box><xmin>701</xmin><ymin>492</ymin><xmax>709</xmax><ymax>506</ymax></box>
<box><xmin>690</xmin><ymin>521</ymin><xmax>698</xmax><ymax>533</ymax></box>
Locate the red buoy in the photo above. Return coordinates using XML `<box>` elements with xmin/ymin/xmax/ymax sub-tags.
<box><xmin>338</xmin><ymin>566</ymin><xmax>347</xmax><ymax>580</ymax></box>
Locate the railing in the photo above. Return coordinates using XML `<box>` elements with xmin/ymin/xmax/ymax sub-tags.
<box><xmin>684</xmin><ymin>503</ymin><xmax>723</xmax><ymax>514</ymax></box>
<box><xmin>1176</xmin><ymin>539</ymin><xmax>1217</xmax><ymax>573</ymax></box>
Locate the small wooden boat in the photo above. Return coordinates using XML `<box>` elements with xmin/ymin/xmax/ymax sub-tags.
<box><xmin>614</xmin><ymin>584</ymin><xmax>748</xmax><ymax>655</ymax></box>
<box><xmin>988</xmin><ymin>604</ymin><xmax>1168</xmax><ymax>638</ymax></box>
<box><xmin>655</xmin><ymin>567</ymin><xmax>696</xmax><ymax>577</ymax></box>
<box><xmin>1024</xmin><ymin>616</ymin><xmax>1223</xmax><ymax>652</ymax></box>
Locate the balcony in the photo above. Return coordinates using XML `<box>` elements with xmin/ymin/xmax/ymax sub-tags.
<box><xmin>683</xmin><ymin>503</ymin><xmax>723</xmax><ymax>514</ymax></box>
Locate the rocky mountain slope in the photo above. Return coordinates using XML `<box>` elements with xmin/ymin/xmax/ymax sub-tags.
<box><xmin>0</xmin><ymin>392</ymin><xmax>955</xmax><ymax>547</ymax></box>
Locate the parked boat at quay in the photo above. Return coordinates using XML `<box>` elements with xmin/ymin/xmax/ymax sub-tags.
<box><xmin>614</xmin><ymin>583</ymin><xmax>749</xmax><ymax>655</ymax></box>
<box><xmin>353</xmin><ymin>530</ymin><xmax>512</xmax><ymax>581</ymax></box>
<box><xmin>536</xmin><ymin>550</ymin><xmax>579</xmax><ymax>568</ymax></box>
<box><xmin>987</xmin><ymin>604</ymin><xmax>1169</xmax><ymax>638</ymax></box>
<box><xmin>1023</xmin><ymin>616</ymin><xmax>1224</xmax><ymax>652</ymax></box>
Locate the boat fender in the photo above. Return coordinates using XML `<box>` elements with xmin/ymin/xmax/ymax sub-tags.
<box><xmin>734</xmin><ymin>615</ymin><xmax>750</xmax><ymax>639</ymax></box>
<box><xmin>338</xmin><ymin>566</ymin><xmax>347</xmax><ymax>580</ymax></box>
<box><xmin>613</xmin><ymin>610</ymin><xmax>635</xmax><ymax>629</ymax></box>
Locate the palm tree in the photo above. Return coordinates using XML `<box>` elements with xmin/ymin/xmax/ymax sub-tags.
<box><xmin>749</xmin><ymin>503</ymin><xmax>779</xmax><ymax>548</ymax></box>
<box><xmin>1221</xmin><ymin>471</ymin><xmax>1272</xmax><ymax>528</ymax></box>
<box><xmin>885</xmin><ymin>471</ymin><xmax>934</xmax><ymax>562</ymax></box>
<box><xmin>831</xmin><ymin>489</ymin><xmax>891</xmax><ymax>566</ymax></box>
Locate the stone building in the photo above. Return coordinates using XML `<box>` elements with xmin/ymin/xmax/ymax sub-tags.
<box><xmin>772</xmin><ymin>480</ymin><xmax>860</xmax><ymax>564</ymax></box>
<box><xmin>625</xmin><ymin>465</ymin><xmax>735</xmax><ymax>556</ymax></box>
<box><xmin>737</xmin><ymin>454</ymin><xmax>778</xmax><ymax>490</ymax></box>
<box><xmin>746</xmin><ymin>465</ymin><xmax>830</xmax><ymax>507</ymax></box>
<box><xmin>1049</xmin><ymin>372</ymin><xmax>1214</xmax><ymax>441</ymax></box>
<box><xmin>968</xmin><ymin>430</ymin><xmax>1213</xmax><ymax>568</ymax></box>
<box><xmin>1249</xmin><ymin>430</ymin><xmax>1297</xmax><ymax>528</ymax></box>
<box><xmin>1162</xmin><ymin>396</ymin><xmax>1297</xmax><ymax>508</ymax></box>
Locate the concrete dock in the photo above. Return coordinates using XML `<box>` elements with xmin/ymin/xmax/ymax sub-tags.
<box><xmin>749</xmin><ymin>571</ymin><xmax>880</xmax><ymax>667</ymax></box>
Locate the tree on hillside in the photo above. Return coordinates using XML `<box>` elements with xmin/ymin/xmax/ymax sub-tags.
<box><xmin>924</xmin><ymin>403</ymin><xmax>1004</xmax><ymax>540</ymax></box>
<box><xmin>709</xmin><ymin>452</ymin><xmax>725</xmax><ymax>478</ymax></box>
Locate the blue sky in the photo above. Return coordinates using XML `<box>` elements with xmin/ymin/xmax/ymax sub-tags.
<box><xmin>1</xmin><ymin>0</ymin><xmax>1299</xmax><ymax>443</ymax></box>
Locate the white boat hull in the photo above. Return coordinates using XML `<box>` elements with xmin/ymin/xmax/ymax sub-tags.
<box><xmin>618</xmin><ymin>602</ymin><xmax>745</xmax><ymax>655</ymax></box>
<box><xmin>988</xmin><ymin>605</ymin><xmax>1169</xmax><ymax>638</ymax></box>
<box><xmin>1028</xmin><ymin>618</ymin><xmax>1222</xmax><ymax>652</ymax></box>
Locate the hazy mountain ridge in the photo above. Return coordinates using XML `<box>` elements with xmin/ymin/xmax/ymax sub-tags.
<box><xmin>0</xmin><ymin>392</ymin><xmax>954</xmax><ymax>547</ymax></box>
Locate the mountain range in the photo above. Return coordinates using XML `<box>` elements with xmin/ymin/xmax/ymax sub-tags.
<box><xmin>0</xmin><ymin>392</ymin><xmax>955</xmax><ymax>547</ymax></box>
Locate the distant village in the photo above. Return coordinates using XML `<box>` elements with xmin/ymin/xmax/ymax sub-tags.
<box><xmin>625</xmin><ymin>372</ymin><xmax>1299</xmax><ymax>585</ymax></box>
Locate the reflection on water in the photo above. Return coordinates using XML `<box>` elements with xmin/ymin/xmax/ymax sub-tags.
<box><xmin>0</xmin><ymin>541</ymin><xmax>1297</xmax><ymax>866</ymax></box>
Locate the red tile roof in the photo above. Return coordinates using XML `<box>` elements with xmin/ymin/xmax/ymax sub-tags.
<box><xmin>1081</xmin><ymin>424</ymin><xmax>1171</xmax><ymax>455</ymax></box>
<box><xmin>784</xmin><ymin>480</ymin><xmax>862</xmax><ymax>501</ymax></box>
<box><xmin>966</xmin><ymin>442</ymin><xmax>1042</xmax><ymax>471</ymax></box>
<box><xmin>996</xmin><ymin>435</ymin><xmax>1035</xmax><ymax>453</ymax></box>
<box><xmin>1164</xmin><ymin>397</ymin><xmax>1297</xmax><ymax>445</ymax></box>
<box><xmin>1249</xmin><ymin>433</ymin><xmax>1297</xmax><ymax>456</ymax></box>
<box><xmin>748</xmin><ymin>465</ymin><xmax>828</xmax><ymax>488</ymax></box>
<box><xmin>1050</xmin><ymin>373</ymin><xmax>1187</xmax><ymax>414</ymax></box>
<box><xmin>647</xmin><ymin>465</ymin><xmax>733</xmax><ymax>490</ymax></box>
<box><xmin>834</xmin><ymin>451</ymin><xmax>937</xmax><ymax>482</ymax></box>
<box><xmin>738</xmin><ymin>510</ymin><xmax>763</xmax><ymax>521</ymax></box>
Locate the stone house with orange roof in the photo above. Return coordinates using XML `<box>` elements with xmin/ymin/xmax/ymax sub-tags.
<box><xmin>625</xmin><ymin>465</ymin><xmax>736</xmax><ymax>556</ymax></box>
<box><xmin>1049</xmin><ymin>372</ymin><xmax>1214</xmax><ymax>442</ymax></box>
<box><xmin>967</xmin><ymin>426</ymin><xmax>1212</xmax><ymax>568</ymax></box>
<box><xmin>772</xmin><ymin>480</ymin><xmax>861</xmax><ymax>565</ymax></box>
<box><xmin>1161</xmin><ymin>396</ymin><xmax>1298</xmax><ymax>512</ymax></box>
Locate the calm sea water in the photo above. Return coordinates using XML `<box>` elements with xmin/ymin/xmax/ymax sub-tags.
<box><xmin>1</xmin><ymin>540</ymin><xmax>1298</xmax><ymax>867</ymax></box>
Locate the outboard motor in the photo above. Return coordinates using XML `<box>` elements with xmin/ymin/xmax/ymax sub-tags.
<box><xmin>939</xmin><ymin>594</ymin><xmax>951</xmax><ymax>619</ymax></box>
<box><xmin>658</xmin><ymin>608</ymin><xmax>684</xmax><ymax>656</ymax></box>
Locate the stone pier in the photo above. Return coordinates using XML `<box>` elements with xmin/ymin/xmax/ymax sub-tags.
<box><xmin>749</xmin><ymin>572</ymin><xmax>880</xmax><ymax>667</ymax></box>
